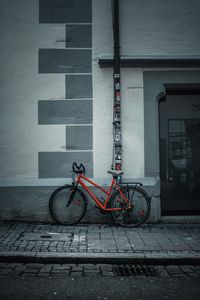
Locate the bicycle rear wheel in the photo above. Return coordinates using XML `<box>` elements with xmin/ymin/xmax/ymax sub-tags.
<box><xmin>110</xmin><ymin>186</ymin><xmax>150</xmax><ymax>227</ymax></box>
<box><xmin>49</xmin><ymin>185</ymin><xmax>87</xmax><ymax>225</ymax></box>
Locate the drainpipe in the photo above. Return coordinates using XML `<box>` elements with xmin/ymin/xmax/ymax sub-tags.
<box><xmin>112</xmin><ymin>0</ymin><xmax>122</xmax><ymax>172</ymax></box>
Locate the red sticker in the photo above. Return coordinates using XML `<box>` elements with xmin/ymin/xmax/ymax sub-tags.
<box><xmin>115</xmin><ymin>163</ymin><xmax>121</xmax><ymax>170</ymax></box>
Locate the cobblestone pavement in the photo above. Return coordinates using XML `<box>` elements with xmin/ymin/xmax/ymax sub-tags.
<box><xmin>0</xmin><ymin>222</ymin><xmax>200</xmax><ymax>255</ymax></box>
<box><xmin>0</xmin><ymin>262</ymin><xmax>200</xmax><ymax>278</ymax></box>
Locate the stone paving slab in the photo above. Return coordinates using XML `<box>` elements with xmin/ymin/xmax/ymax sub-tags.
<box><xmin>0</xmin><ymin>222</ymin><xmax>200</xmax><ymax>264</ymax></box>
<box><xmin>1</xmin><ymin>262</ymin><xmax>200</xmax><ymax>278</ymax></box>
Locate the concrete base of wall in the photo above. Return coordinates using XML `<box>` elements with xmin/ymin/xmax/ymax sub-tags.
<box><xmin>162</xmin><ymin>216</ymin><xmax>200</xmax><ymax>223</ymax></box>
<box><xmin>0</xmin><ymin>178</ymin><xmax>160</xmax><ymax>223</ymax></box>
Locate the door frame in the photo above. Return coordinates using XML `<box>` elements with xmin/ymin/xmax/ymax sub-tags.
<box><xmin>159</xmin><ymin>96</ymin><xmax>200</xmax><ymax>215</ymax></box>
<box><xmin>143</xmin><ymin>71</ymin><xmax>200</xmax><ymax>218</ymax></box>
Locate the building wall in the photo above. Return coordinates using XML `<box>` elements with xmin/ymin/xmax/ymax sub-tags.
<box><xmin>0</xmin><ymin>0</ymin><xmax>94</xmax><ymax>221</ymax></box>
<box><xmin>120</xmin><ymin>0</ymin><xmax>200</xmax><ymax>56</ymax></box>
<box><xmin>92</xmin><ymin>0</ymin><xmax>200</xmax><ymax>221</ymax></box>
<box><xmin>94</xmin><ymin>0</ymin><xmax>200</xmax><ymax>57</ymax></box>
<box><xmin>93</xmin><ymin>0</ymin><xmax>200</xmax><ymax>180</ymax></box>
<box><xmin>93</xmin><ymin>0</ymin><xmax>145</xmax><ymax>180</ymax></box>
<box><xmin>0</xmin><ymin>0</ymin><xmax>200</xmax><ymax>222</ymax></box>
<box><xmin>0</xmin><ymin>0</ymin><xmax>93</xmax><ymax>182</ymax></box>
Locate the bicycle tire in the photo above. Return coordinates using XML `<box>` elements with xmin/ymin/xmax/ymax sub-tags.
<box><xmin>49</xmin><ymin>185</ymin><xmax>87</xmax><ymax>225</ymax></box>
<box><xmin>110</xmin><ymin>186</ymin><xmax>150</xmax><ymax>227</ymax></box>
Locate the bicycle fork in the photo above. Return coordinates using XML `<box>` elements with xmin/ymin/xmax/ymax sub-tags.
<box><xmin>66</xmin><ymin>184</ymin><xmax>78</xmax><ymax>207</ymax></box>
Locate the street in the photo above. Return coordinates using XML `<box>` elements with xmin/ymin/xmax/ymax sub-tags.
<box><xmin>0</xmin><ymin>273</ymin><xmax>200</xmax><ymax>300</ymax></box>
<box><xmin>0</xmin><ymin>263</ymin><xmax>200</xmax><ymax>299</ymax></box>
<box><xmin>1</xmin><ymin>222</ymin><xmax>200</xmax><ymax>299</ymax></box>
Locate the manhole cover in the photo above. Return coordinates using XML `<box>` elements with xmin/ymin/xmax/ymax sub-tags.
<box><xmin>112</xmin><ymin>265</ymin><xmax>158</xmax><ymax>277</ymax></box>
<box><xmin>20</xmin><ymin>232</ymin><xmax>73</xmax><ymax>241</ymax></box>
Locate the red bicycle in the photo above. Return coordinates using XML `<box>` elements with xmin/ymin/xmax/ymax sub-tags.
<box><xmin>49</xmin><ymin>162</ymin><xmax>151</xmax><ymax>227</ymax></box>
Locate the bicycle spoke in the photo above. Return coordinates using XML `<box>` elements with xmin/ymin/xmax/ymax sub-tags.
<box><xmin>49</xmin><ymin>186</ymin><xmax>87</xmax><ymax>225</ymax></box>
<box><xmin>110</xmin><ymin>186</ymin><xmax>150</xmax><ymax>227</ymax></box>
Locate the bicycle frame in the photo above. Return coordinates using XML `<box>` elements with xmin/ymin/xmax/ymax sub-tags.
<box><xmin>75</xmin><ymin>173</ymin><xmax>130</xmax><ymax>211</ymax></box>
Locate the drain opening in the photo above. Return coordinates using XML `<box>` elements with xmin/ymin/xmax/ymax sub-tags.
<box><xmin>40</xmin><ymin>235</ymin><xmax>52</xmax><ymax>239</ymax></box>
<box><xmin>113</xmin><ymin>265</ymin><xmax>158</xmax><ymax>277</ymax></box>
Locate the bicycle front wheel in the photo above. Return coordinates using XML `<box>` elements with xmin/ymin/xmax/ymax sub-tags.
<box><xmin>49</xmin><ymin>185</ymin><xmax>87</xmax><ymax>225</ymax></box>
<box><xmin>110</xmin><ymin>186</ymin><xmax>150</xmax><ymax>227</ymax></box>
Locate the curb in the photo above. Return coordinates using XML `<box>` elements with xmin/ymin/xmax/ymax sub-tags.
<box><xmin>0</xmin><ymin>252</ymin><xmax>200</xmax><ymax>265</ymax></box>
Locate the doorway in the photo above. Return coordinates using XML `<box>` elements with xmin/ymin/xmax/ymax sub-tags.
<box><xmin>159</xmin><ymin>94</ymin><xmax>200</xmax><ymax>215</ymax></box>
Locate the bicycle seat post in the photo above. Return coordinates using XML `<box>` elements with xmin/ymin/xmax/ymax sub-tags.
<box><xmin>107</xmin><ymin>170</ymin><xmax>123</xmax><ymax>182</ymax></box>
<box><xmin>116</xmin><ymin>175</ymin><xmax>122</xmax><ymax>184</ymax></box>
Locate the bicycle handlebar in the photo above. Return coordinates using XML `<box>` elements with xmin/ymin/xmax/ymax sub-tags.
<box><xmin>72</xmin><ymin>162</ymin><xmax>86</xmax><ymax>174</ymax></box>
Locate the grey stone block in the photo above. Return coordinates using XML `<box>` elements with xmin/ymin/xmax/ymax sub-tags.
<box><xmin>66</xmin><ymin>25</ymin><xmax>92</xmax><ymax>48</ymax></box>
<box><xmin>39</xmin><ymin>49</ymin><xmax>92</xmax><ymax>73</ymax></box>
<box><xmin>66</xmin><ymin>75</ymin><xmax>92</xmax><ymax>98</ymax></box>
<box><xmin>66</xmin><ymin>126</ymin><xmax>93</xmax><ymax>150</ymax></box>
<box><xmin>39</xmin><ymin>0</ymin><xmax>92</xmax><ymax>23</ymax></box>
<box><xmin>38</xmin><ymin>151</ymin><xmax>93</xmax><ymax>178</ymax></box>
<box><xmin>38</xmin><ymin>100</ymin><xmax>93</xmax><ymax>124</ymax></box>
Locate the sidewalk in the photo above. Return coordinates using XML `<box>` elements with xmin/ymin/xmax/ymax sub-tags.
<box><xmin>0</xmin><ymin>221</ymin><xmax>200</xmax><ymax>265</ymax></box>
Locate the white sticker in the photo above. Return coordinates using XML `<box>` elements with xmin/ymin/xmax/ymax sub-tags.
<box><xmin>116</xmin><ymin>83</ymin><xmax>120</xmax><ymax>89</ymax></box>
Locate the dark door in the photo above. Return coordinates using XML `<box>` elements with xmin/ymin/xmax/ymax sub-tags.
<box><xmin>159</xmin><ymin>94</ymin><xmax>200</xmax><ymax>215</ymax></box>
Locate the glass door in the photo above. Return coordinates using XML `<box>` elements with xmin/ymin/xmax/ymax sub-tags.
<box><xmin>159</xmin><ymin>95</ymin><xmax>200</xmax><ymax>215</ymax></box>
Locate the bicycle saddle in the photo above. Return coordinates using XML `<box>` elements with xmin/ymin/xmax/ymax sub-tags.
<box><xmin>72</xmin><ymin>162</ymin><xmax>86</xmax><ymax>174</ymax></box>
<box><xmin>107</xmin><ymin>170</ymin><xmax>123</xmax><ymax>177</ymax></box>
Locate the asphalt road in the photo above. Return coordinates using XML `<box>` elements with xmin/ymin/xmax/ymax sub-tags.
<box><xmin>0</xmin><ymin>275</ymin><xmax>200</xmax><ymax>300</ymax></box>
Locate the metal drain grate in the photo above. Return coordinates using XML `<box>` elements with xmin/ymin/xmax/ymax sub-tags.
<box><xmin>112</xmin><ymin>265</ymin><xmax>158</xmax><ymax>277</ymax></box>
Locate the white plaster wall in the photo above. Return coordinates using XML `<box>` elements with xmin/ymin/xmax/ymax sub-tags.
<box><xmin>120</xmin><ymin>69</ymin><xmax>144</xmax><ymax>179</ymax></box>
<box><xmin>92</xmin><ymin>0</ymin><xmax>113</xmax><ymax>59</ymax></box>
<box><xmin>120</xmin><ymin>0</ymin><xmax>200</xmax><ymax>56</ymax></box>
<box><xmin>93</xmin><ymin>0</ymin><xmax>144</xmax><ymax>180</ymax></box>
<box><xmin>0</xmin><ymin>0</ymin><xmax>66</xmax><ymax>179</ymax></box>
<box><xmin>93</xmin><ymin>0</ymin><xmax>200</xmax><ymax>57</ymax></box>
<box><xmin>92</xmin><ymin>0</ymin><xmax>200</xmax><ymax>180</ymax></box>
<box><xmin>1</xmin><ymin>0</ymin><xmax>199</xmax><ymax>182</ymax></box>
<box><xmin>92</xmin><ymin>63</ymin><xmax>144</xmax><ymax>179</ymax></box>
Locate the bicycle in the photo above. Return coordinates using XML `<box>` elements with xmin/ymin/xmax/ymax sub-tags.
<box><xmin>49</xmin><ymin>162</ymin><xmax>151</xmax><ymax>227</ymax></box>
